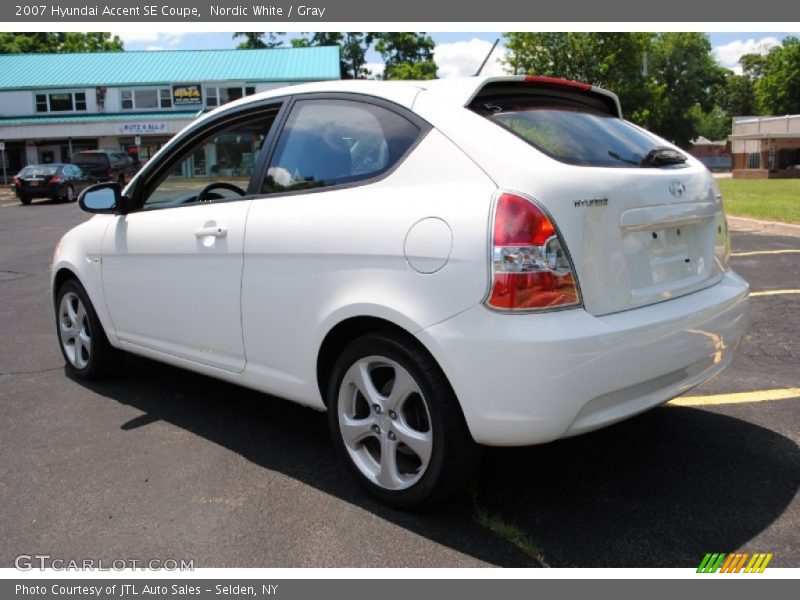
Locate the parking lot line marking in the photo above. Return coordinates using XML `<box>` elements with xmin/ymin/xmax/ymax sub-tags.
<box><xmin>732</xmin><ymin>249</ymin><xmax>800</xmax><ymax>257</ymax></box>
<box><xmin>670</xmin><ymin>387</ymin><xmax>800</xmax><ymax>407</ymax></box>
<box><xmin>749</xmin><ymin>289</ymin><xmax>800</xmax><ymax>297</ymax></box>
<box><xmin>0</xmin><ymin>202</ymin><xmax>18</xmax><ymax>208</ymax></box>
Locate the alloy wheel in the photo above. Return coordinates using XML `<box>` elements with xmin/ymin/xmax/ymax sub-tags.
<box><xmin>58</xmin><ymin>291</ymin><xmax>91</xmax><ymax>369</ymax></box>
<box><xmin>337</xmin><ymin>356</ymin><xmax>433</xmax><ymax>490</ymax></box>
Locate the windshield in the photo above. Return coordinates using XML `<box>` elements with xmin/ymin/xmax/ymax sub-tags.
<box><xmin>19</xmin><ymin>165</ymin><xmax>60</xmax><ymax>177</ymax></box>
<box><xmin>473</xmin><ymin>97</ymin><xmax>675</xmax><ymax>168</ymax></box>
<box><xmin>73</xmin><ymin>153</ymin><xmax>109</xmax><ymax>167</ymax></box>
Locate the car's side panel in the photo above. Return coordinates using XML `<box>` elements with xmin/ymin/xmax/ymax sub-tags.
<box><xmin>51</xmin><ymin>215</ymin><xmax>119</xmax><ymax>345</ymax></box>
<box><xmin>239</xmin><ymin>129</ymin><xmax>497</xmax><ymax>408</ymax></box>
<box><xmin>100</xmin><ymin>201</ymin><xmax>252</xmax><ymax>372</ymax></box>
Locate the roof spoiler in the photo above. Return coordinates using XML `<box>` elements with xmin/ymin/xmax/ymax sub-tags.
<box><xmin>467</xmin><ymin>75</ymin><xmax>623</xmax><ymax>119</ymax></box>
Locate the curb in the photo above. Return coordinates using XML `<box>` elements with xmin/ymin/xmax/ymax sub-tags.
<box><xmin>728</xmin><ymin>215</ymin><xmax>800</xmax><ymax>238</ymax></box>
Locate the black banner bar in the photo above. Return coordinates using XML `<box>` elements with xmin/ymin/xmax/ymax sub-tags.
<box><xmin>3</xmin><ymin>579</ymin><xmax>797</xmax><ymax>600</ymax></box>
<box><xmin>2</xmin><ymin>0</ymin><xmax>800</xmax><ymax>22</ymax></box>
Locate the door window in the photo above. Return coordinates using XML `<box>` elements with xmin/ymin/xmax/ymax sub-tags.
<box><xmin>142</xmin><ymin>112</ymin><xmax>276</xmax><ymax>209</ymax></box>
<box><xmin>262</xmin><ymin>99</ymin><xmax>420</xmax><ymax>194</ymax></box>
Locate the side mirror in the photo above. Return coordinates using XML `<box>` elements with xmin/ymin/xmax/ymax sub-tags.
<box><xmin>78</xmin><ymin>182</ymin><xmax>128</xmax><ymax>214</ymax></box>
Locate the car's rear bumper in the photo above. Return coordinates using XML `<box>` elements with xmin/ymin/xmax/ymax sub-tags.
<box><xmin>417</xmin><ymin>270</ymin><xmax>749</xmax><ymax>446</ymax></box>
<box><xmin>16</xmin><ymin>186</ymin><xmax>60</xmax><ymax>198</ymax></box>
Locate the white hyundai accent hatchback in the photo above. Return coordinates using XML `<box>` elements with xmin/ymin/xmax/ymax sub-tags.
<box><xmin>52</xmin><ymin>76</ymin><xmax>749</xmax><ymax>507</ymax></box>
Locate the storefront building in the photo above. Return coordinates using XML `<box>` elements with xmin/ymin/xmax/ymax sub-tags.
<box><xmin>0</xmin><ymin>46</ymin><xmax>340</xmax><ymax>180</ymax></box>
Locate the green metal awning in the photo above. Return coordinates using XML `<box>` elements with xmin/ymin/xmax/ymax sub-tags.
<box><xmin>0</xmin><ymin>46</ymin><xmax>341</xmax><ymax>90</ymax></box>
<box><xmin>0</xmin><ymin>111</ymin><xmax>201</xmax><ymax>127</ymax></box>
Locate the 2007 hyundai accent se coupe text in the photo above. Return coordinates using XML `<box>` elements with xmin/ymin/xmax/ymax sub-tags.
<box><xmin>51</xmin><ymin>76</ymin><xmax>749</xmax><ymax>507</ymax></box>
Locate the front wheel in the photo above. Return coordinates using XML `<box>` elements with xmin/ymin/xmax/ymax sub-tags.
<box><xmin>55</xmin><ymin>279</ymin><xmax>118</xmax><ymax>380</ymax></box>
<box><xmin>327</xmin><ymin>332</ymin><xmax>482</xmax><ymax>508</ymax></box>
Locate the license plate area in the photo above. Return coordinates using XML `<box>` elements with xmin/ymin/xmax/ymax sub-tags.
<box><xmin>624</xmin><ymin>219</ymin><xmax>714</xmax><ymax>297</ymax></box>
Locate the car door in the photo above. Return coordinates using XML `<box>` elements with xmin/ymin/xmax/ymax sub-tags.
<box><xmin>101</xmin><ymin>107</ymin><xmax>281</xmax><ymax>372</ymax></box>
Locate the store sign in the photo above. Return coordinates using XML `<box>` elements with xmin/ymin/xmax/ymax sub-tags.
<box><xmin>118</xmin><ymin>123</ymin><xmax>167</xmax><ymax>135</ymax></box>
<box><xmin>172</xmin><ymin>84</ymin><xmax>202</xmax><ymax>106</ymax></box>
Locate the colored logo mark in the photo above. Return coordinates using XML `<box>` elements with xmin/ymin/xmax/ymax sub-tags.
<box><xmin>697</xmin><ymin>552</ymin><xmax>773</xmax><ymax>573</ymax></box>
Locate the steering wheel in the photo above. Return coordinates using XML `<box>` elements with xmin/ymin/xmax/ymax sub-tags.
<box><xmin>197</xmin><ymin>182</ymin><xmax>247</xmax><ymax>203</ymax></box>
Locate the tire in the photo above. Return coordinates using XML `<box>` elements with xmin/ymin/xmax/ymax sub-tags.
<box><xmin>65</xmin><ymin>185</ymin><xmax>76</xmax><ymax>203</ymax></box>
<box><xmin>19</xmin><ymin>194</ymin><xmax>31</xmax><ymax>205</ymax></box>
<box><xmin>327</xmin><ymin>332</ymin><xmax>482</xmax><ymax>508</ymax></box>
<box><xmin>55</xmin><ymin>279</ymin><xmax>118</xmax><ymax>380</ymax></box>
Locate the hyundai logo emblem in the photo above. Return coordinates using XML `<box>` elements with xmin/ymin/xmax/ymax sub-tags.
<box><xmin>669</xmin><ymin>181</ymin><xmax>686</xmax><ymax>198</ymax></box>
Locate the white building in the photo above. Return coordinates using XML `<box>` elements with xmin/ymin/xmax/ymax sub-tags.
<box><xmin>730</xmin><ymin>115</ymin><xmax>800</xmax><ymax>178</ymax></box>
<box><xmin>0</xmin><ymin>46</ymin><xmax>340</xmax><ymax>179</ymax></box>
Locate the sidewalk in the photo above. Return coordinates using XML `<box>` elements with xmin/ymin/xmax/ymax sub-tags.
<box><xmin>728</xmin><ymin>215</ymin><xmax>800</xmax><ymax>238</ymax></box>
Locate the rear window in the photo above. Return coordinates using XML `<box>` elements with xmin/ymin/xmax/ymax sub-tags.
<box><xmin>471</xmin><ymin>96</ymin><xmax>666</xmax><ymax>168</ymax></box>
<box><xmin>73</xmin><ymin>153</ymin><xmax>110</xmax><ymax>167</ymax></box>
<box><xmin>19</xmin><ymin>165</ymin><xmax>59</xmax><ymax>177</ymax></box>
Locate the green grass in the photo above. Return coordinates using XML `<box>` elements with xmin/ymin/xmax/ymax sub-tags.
<box><xmin>718</xmin><ymin>178</ymin><xmax>800</xmax><ymax>224</ymax></box>
<box><xmin>474</xmin><ymin>507</ymin><xmax>548</xmax><ymax>566</ymax></box>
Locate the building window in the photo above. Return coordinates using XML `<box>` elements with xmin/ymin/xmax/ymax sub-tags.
<box><xmin>747</xmin><ymin>153</ymin><xmax>761</xmax><ymax>169</ymax></box>
<box><xmin>34</xmin><ymin>91</ymin><xmax>87</xmax><ymax>113</ymax></box>
<box><xmin>121</xmin><ymin>87</ymin><xmax>172</xmax><ymax>110</ymax></box>
<box><xmin>205</xmin><ymin>85</ymin><xmax>256</xmax><ymax>108</ymax></box>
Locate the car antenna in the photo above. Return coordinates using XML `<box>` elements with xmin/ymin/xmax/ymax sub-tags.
<box><xmin>474</xmin><ymin>38</ymin><xmax>500</xmax><ymax>77</ymax></box>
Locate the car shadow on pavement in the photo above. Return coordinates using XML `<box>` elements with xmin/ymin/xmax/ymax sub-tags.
<box><xmin>79</xmin><ymin>355</ymin><xmax>799</xmax><ymax>568</ymax></box>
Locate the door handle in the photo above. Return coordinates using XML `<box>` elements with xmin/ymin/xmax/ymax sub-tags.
<box><xmin>194</xmin><ymin>225</ymin><xmax>227</xmax><ymax>239</ymax></box>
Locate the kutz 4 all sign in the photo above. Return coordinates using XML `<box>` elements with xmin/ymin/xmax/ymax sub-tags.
<box><xmin>172</xmin><ymin>84</ymin><xmax>202</xmax><ymax>106</ymax></box>
<box><xmin>697</xmin><ymin>552</ymin><xmax>774</xmax><ymax>573</ymax></box>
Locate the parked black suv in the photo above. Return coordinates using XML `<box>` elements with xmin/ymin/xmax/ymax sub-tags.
<box><xmin>71</xmin><ymin>150</ymin><xmax>137</xmax><ymax>185</ymax></box>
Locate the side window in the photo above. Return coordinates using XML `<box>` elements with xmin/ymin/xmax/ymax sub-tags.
<box><xmin>263</xmin><ymin>99</ymin><xmax>420</xmax><ymax>194</ymax></box>
<box><xmin>143</xmin><ymin>113</ymin><xmax>275</xmax><ymax>208</ymax></box>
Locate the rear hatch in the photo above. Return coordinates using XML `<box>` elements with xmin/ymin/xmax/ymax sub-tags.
<box><xmin>463</xmin><ymin>78</ymin><xmax>728</xmax><ymax>316</ymax></box>
<box><xmin>72</xmin><ymin>152</ymin><xmax>110</xmax><ymax>179</ymax></box>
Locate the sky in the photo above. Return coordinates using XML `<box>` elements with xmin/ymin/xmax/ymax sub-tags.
<box><xmin>111</xmin><ymin>31</ymin><xmax>799</xmax><ymax>78</ymax></box>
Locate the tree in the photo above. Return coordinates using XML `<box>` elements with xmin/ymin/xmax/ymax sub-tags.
<box><xmin>385</xmin><ymin>61</ymin><xmax>437</xmax><ymax>80</ymax></box>
<box><xmin>373</xmin><ymin>33</ymin><xmax>437</xmax><ymax>80</ymax></box>
<box><xmin>233</xmin><ymin>32</ymin><xmax>284</xmax><ymax>49</ymax></box>
<box><xmin>741</xmin><ymin>37</ymin><xmax>800</xmax><ymax>115</ymax></box>
<box><xmin>504</xmin><ymin>33</ymin><xmax>653</xmax><ymax>122</ymax></box>
<box><xmin>689</xmin><ymin>104</ymin><xmax>731</xmax><ymax>141</ymax></box>
<box><xmin>0</xmin><ymin>33</ymin><xmax>123</xmax><ymax>54</ymax></box>
<box><xmin>646</xmin><ymin>33</ymin><xmax>727</xmax><ymax>147</ymax></box>
<box><xmin>721</xmin><ymin>73</ymin><xmax>756</xmax><ymax>117</ymax></box>
<box><xmin>291</xmin><ymin>32</ymin><xmax>374</xmax><ymax>79</ymax></box>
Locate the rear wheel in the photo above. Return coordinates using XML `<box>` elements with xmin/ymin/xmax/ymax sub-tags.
<box><xmin>327</xmin><ymin>332</ymin><xmax>482</xmax><ymax>508</ymax></box>
<box><xmin>19</xmin><ymin>194</ymin><xmax>31</xmax><ymax>205</ymax></box>
<box><xmin>55</xmin><ymin>279</ymin><xmax>118</xmax><ymax>380</ymax></box>
<box><xmin>64</xmin><ymin>184</ymin><xmax>76</xmax><ymax>202</ymax></box>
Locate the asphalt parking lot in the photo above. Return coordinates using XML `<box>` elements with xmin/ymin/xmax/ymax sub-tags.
<box><xmin>0</xmin><ymin>195</ymin><xmax>797</xmax><ymax>568</ymax></box>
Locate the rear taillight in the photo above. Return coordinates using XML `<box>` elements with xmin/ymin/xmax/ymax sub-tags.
<box><xmin>12</xmin><ymin>177</ymin><xmax>21</xmax><ymax>186</ymax></box>
<box><xmin>486</xmin><ymin>192</ymin><xmax>580</xmax><ymax>311</ymax></box>
<box><xmin>49</xmin><ymin>175</ymin><xmax>62</xmax><ymax>184</ymax></box>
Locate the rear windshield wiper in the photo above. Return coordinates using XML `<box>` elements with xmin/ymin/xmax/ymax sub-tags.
<box><xmin>607</xmin><ymin>150</ymin><xmax>639</xmax><ymax>166</ymax></box>
<box><xmin>640</xmin><ymin>146</ymin><xmax>687</xmax><ymax>166</ymax></box>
